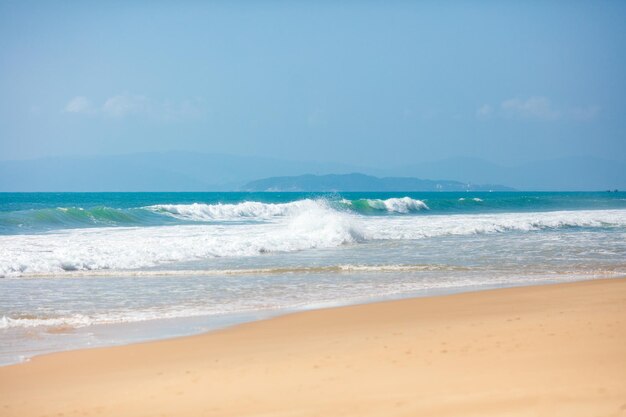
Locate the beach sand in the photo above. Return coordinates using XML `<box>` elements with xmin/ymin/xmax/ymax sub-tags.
<box><xmin>1</xmin><ymin>278</ymin><xmax>625</xmax><ymax>417</ymax></box>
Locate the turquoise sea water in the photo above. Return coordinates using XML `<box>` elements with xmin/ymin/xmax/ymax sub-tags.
<box><xmin>2</xmin><ymin>191</ymin><xmax>626</xmax><ymax>234</ymax></box>
<box><xmin>1</xmin><ymin>192</ymin><xmax>625</xmax><ymax>364</ymax></box>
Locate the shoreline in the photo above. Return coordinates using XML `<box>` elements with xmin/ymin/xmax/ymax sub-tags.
<box><xmin>1</xmin><ymin>274</ymin><xmax>604</xmax><ymax>367</ymax></box>
<box><xmin>1</xmin><ymin>277</ymin><xmax>625</xmax><ymax>416</ymax></box>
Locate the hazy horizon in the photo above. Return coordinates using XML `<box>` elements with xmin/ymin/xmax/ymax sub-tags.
<box><xmin>1</xmin><ymin>150</ymin><xmax>624</xmax><ymax>191</ymax></box>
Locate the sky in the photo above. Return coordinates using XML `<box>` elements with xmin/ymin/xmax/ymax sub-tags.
<box><xmin>1</xmin><ymin>1</ymin><xmax>625</xmax><ymax>168</ymax></box>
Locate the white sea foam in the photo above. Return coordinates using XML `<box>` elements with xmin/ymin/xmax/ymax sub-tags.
<box><xmin>0</xmin><ymin>202</ymin><xmax>362</xmax><ymax>277</ymax></box>
<box><xmin>364</xmin><ymin>197</ymin><xmax>429</xmax><ymax>213</ymax></box>
<box><xmin>0</xmin><ymin>314</ymin><xmax>94</xmax><ymax>329</ymax></box>
<box><xmin>146</xmin><ymin>199</ymin><xmax>323</xmax><ymax>221</ymax></box>
<box><xmin>150</xmin><ymin>197</ymin><xmax>429</xmax><ymax>220</ymax></box>
<box><xmin>0</xmin><ymin>307</ymin><xmax>246</xmax><ymax>329</ymax></box>
<box><xmin>363</xmin><ymin>209</ymin><xmax>626</xmax><ymax>240</ymax></box>
<box><xmin>1</xmin><ymin>209</ymin><xmax>625</xmax><ymax>277</ymax></box>
<box><xmin>3</xmin><ymin>263</ymin><xmax>466</xmax><ymax>279</ymax></box>
<box><xmin>0</xmin><ymin>271</ymin><xmax>597</xmax><ymax>330</ymax></box>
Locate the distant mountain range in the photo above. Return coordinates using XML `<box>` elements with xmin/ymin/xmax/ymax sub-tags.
<box><xmin>242</xmin><ymin>173</ymin><xmax>513</xmax><ymax>192</ymax></box>
<box><xmin>0</xmin><ymin>151</ymin><xmax>623</xmax><ymax>191</ymax></box>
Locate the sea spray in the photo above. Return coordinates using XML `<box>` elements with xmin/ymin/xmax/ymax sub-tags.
<box><xmin>1</xmin><ymin>208</ymin><xmax>625</xmax><ymax>277</ymax></box>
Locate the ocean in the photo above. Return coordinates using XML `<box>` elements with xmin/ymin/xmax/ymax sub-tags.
<box><xmin>1</xmin><ymin>191</ymin><xmax>625</xmax><ymax>365</ymax></box>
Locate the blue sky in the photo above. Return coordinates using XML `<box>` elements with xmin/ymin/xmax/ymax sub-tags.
<box><xmin>1</xmin><ymin>1</ymin><xmax>625</xmax><ymax>168</ymax></box>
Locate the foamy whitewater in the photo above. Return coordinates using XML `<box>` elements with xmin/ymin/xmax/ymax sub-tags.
<box><xmin>1</xmin><ymin>192</ymin><xmax>625</xmax><ymax>364</ymax></box>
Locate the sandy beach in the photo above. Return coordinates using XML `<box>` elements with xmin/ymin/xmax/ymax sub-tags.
<box><xmin>1</xmin><ymin>278</ymin><xmax>625</xmax><ymax>417</ymax></box>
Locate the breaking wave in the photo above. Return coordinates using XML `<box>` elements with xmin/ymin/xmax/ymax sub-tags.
<box><xmin>1</xmin><ymin>208</ymin><xmax>625</xmax><ymax>278</ymax></box>
<box><xmin>0</xmin><ymin>198</ymin><xmax>430</xmax><ymax>234</ymax></box>
<box><xmin>147</xmin><ymin>199</ymin><xmax>324</xmax><ymax>221</ymax></box>
<box><xmin>342</xmin><ymin>197</ymin><xmax>429</xmax><ymax>213</ymax></box>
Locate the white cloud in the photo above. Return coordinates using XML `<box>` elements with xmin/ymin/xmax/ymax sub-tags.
<box><xmin>160</xmin><ymin>98</ymin><xmax>208</xmax><ymax>121</ymax></box>
<box><xmin>501</xmin><ymin>96</ymin><xmax>559</xmax><ymax>120</ymax></box>
<box><xmin>64</xmin><ymin>96</ymin><xmax>94</xmax><ymax>114</ymax></box>
<box><xmin>102</xmin><ymin>94</ymin><xmax>150</xmax><ymax>118</ymax></box>
<box><xmin>63</xmin><ymin>94</ymin><xmax>208</xmax><ymax>121</ymax></box>
<box><xmin>476</xmin><ymin>96</ymin><xmax>599</xmax><ymax>122</ymax></box>
<box><xmin>476</xmin><ymin>104</ymin><xmax>493</xmax><ymax>119</ymax></box>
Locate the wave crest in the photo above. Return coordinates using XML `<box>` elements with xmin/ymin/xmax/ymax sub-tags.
<box><xmin>146</xmin><ymin>199</ymin><xmax>322</xmax><ymax>221</ymax></box>
<box><xmin>2</xmin><ymin>209</ymin><xmax>625</xmax><ymax>278</ymax></box>
<box><xmin>344</xmin><ymin>197</ymin><xmax>429</xmax><ymax>213</ymax></box>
